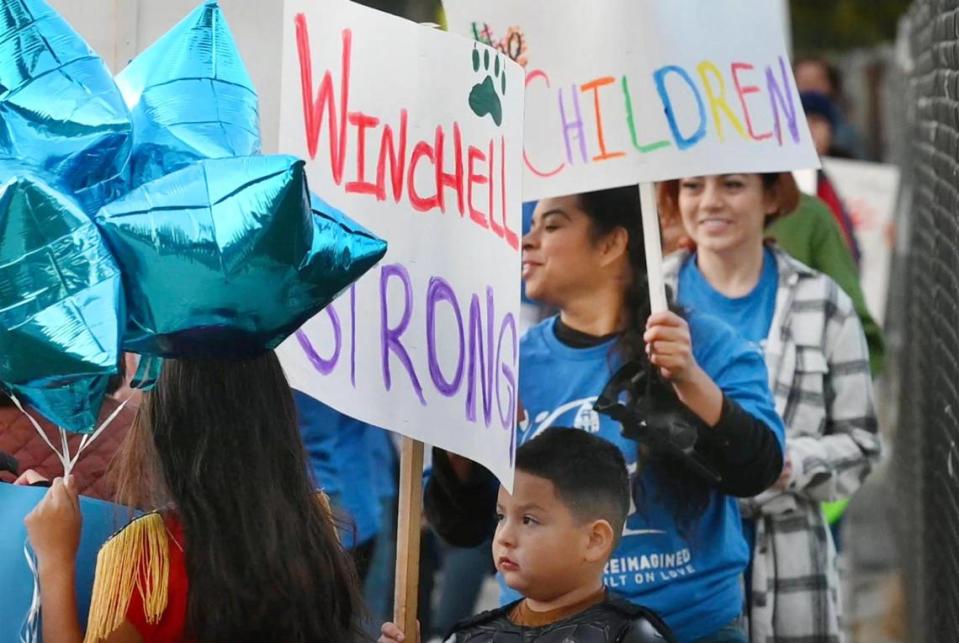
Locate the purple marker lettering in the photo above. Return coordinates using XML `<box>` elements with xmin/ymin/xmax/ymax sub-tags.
<box><xmin>496</xmin><ymin>312</ymin><xmax>518</xmax><ymax>430</ymax></box>
<box><xmin>295</xmin><ymin>305</ymin><xmax>341</xmax><ymax>375</ymax></box>
<box><xmin>350</xmin><ymin>283</ymin><xmax>357</xmax><ymax>387</ymax></box>
<box><xmin>766</xmin><ymin>56</ymin><xmax>801</xmax><ymax>145</ymax></box>
<box><xmin>558</xmin><ymin>84</ymin><xmax>588</xmax><ymax>164</ymax></box>
<box><xmin>426</xmin><ymin>277</ymin><xmax>465</xmax><ymax>397</ymax></box>
<box><xmin>466</xmin><ymin>287</ymin><xmax>495</xmax><ymax>426</ymax></box>
<box><xmin>379</xmin><ymin>264</ymin><xmax>426</xmax><ymax>405</ymax></box>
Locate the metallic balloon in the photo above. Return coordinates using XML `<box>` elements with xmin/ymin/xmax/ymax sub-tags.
<box><xmin>95</xmin><ymin>155</ymin><xmax>386</xmax><ymax>358</ymax></box>
<box><xmin>115</xmin><ymin>0</ymin><xmax>260</xmax><ymax>189</ymax></box>
<box><xmin>0</xmin><ymin>165</ymin><xmax>123</xmax><ymax>432</ymax></box>
<box><xmin>0</xmin><ymin>0</ymin><xmax>132</xmax><ymax>214</ymax></box>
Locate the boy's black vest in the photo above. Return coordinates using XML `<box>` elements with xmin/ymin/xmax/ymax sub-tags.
<box><xmin>445</xmin><ymin>594</ymin><xmax>677</xmax><ymax>643</ymax></box>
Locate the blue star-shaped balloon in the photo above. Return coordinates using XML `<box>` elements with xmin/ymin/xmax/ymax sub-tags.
<box><xmin>96</xmin><ymin>0</ymin><xmax>386</xmax><ymax>358</ymax></box>
<box><xmin>115</xmin><ymin>0</ymin><xmax>261</xmax><ymax>188</ymax></box>
<box><xmin>97</xmin><ymin>155</ymin><xmax>386</xmax><ymax>357</ymax></box>
<box><xmin>0</xmin><ymin>0</ymin><xmax>128</xmax><ymax>432</ymax></box>
<box><xmin>0</xmin><ymin>0</ymin><xmax>386</xmax><ymax>430</ymax></box>
<box><xmin>0</xmin><ymin>0</ymin><xmax>133</xmax><ymax>214</ymax></box>
<box><xmin>0</xmin><ymin>163</ymin><xmax>123</xmax><ymax>431</ymax></box>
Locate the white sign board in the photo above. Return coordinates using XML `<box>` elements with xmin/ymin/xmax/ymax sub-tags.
<box><xmin>276</xmin><ymin>0</ymin><xmax>524</xmax><ymax>488</ymax></box>
<box><xmin>820</xmin><ymin>158</ymin><xmax>899</xmax><ymax>325</ymax></box>
<box><xmin>444</xmin><ymin>0</ymin><xmax>820</xmax><ymax>199</ymax></box>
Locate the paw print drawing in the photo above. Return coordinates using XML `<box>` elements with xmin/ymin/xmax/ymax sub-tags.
<box><xmin>469</xmin><ymin>45</ymin><xmax>506</xmax><ymax>127</ymax></box>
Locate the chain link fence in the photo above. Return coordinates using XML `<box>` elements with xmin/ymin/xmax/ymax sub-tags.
<box><xmin>891</xmin><ymin>1</ymin><xmax>959</xmax><ymax>640</ymax></box>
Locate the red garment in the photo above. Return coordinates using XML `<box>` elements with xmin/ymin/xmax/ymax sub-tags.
<box><xmin>126</xmin><ymin>515</ymin><xmax>193</xmax><ymax>642</ymax></box>
<box><xmin>816</xmin><ymin>171</ymin><xmax>862</xmax><ymax>266</ymax></box>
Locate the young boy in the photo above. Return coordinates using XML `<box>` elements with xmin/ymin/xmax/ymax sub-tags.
<box><xmin>379</xmin><ymin>428</ymin><xmax>676</xmax><ymax>643</ymax></box>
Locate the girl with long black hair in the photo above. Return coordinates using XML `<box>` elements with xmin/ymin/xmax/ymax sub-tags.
<box><xmin>24</xmin><ymin>351</ymin><xmax>364</xmax><ymax>643</ymax></box>
<box><xmin>425</xmin><ymin>186</ymin><xmax>784</xmax><ymax>642</ymax></box>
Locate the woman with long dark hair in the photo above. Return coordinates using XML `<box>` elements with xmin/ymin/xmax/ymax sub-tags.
<box><xmin>425</xmin><ymin>186</ymin><xmax>785</xmax><ymax>642</ymax></box>
<box><xmin>24</xmin><ymin>351</ymin><xmax>364</xmax><ymax>643</ymax></box>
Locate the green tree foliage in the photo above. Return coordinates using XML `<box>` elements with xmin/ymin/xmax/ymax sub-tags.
<box><xmin>791</xmin><ymin>0</ymin><xmax>912</xmax><ymax>54</ymax></box>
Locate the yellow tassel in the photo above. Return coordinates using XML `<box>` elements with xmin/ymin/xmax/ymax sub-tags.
<box><xmin>84</xmin><ymin>513</ymin><xmax>170</xmax><ymax>642</ymax></box>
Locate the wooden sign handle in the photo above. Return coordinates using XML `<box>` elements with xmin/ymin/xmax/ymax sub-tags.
<box><xmin>393</xmin><ymin>437</ymin><xmax>425</xmax><ymax>640</ymax></box>
<box><xmin>639</xmin><ymin>182</ymin><xmax>668</xmax><ymax>314</ymax></box>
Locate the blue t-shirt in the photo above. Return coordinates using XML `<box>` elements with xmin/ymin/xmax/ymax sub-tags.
<box><xmin>294</xmin><ymin>391</ymin><xmax>384</xmax><ymax>548</ymax></box>
<box><xmin>507</xmin><ymin>312</ymin><xmax>784</xmax><ymax>641</ymax></box>
<box><xmin>677</xmin><ymin>248</ymin><xmax>780</xmax><ymax>557</ymax></box>
<box><xmin>678</xmin><ymin>247</ymin><xmax>778</xmax><ymax>347</ymax></box>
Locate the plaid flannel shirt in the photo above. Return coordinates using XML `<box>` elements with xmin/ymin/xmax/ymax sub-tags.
<box><xmin>664</xmin><ymin>246</ymin><xmax>881</xmax><ymax>643</ymax></box>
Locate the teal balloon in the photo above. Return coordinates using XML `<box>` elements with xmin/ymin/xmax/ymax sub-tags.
<box><xmin>0</xmin><ymin>166</ymin><xmax>122</xmax><ymax>432</ymax></box>
<box><xmin>96</xmin><ymin>155</ymin><xmax>386</xmax><ymax>358</ymax></box>
<box><xmin>307</xmin><ymin>190</ymin><xmax>387</xmax><ymax>274</ymax></box>
<box><xmin>116</xmin><ymin>0</ymin><xmax>260</xmax><ymax>188</ymax></box>
<box><xmin>0</xmin><ymin>0</ymin><xmax>132</xmax><ymax>214</ymax></box>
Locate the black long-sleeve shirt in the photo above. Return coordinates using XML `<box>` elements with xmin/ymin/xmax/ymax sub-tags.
<box><xmin>424</xmin><ymin>320</ymin><xmax>783</xmax><ymax>547</ymax></box>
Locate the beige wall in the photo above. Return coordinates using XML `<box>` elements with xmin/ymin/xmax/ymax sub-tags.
<box><xmin>47</xmin><ymin>0</ymin><xmax>284</xmax><ymax>152</ymax></box>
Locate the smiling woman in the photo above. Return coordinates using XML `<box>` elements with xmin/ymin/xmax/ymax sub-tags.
<box><xmin>658</xmin><ymin>172</ymin><xmax>881</xmax><ymax>641</ymax></box>
<box><xmin>521</xmin><ymin>195</ymin><xmax>623</xmax><ymax>315</ymax></box>
<box><xmin>660</xmin><ymin>173</ymin><xmax>798</xmax><ymax>257</ymax></box>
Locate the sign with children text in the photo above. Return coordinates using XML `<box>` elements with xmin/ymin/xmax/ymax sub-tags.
<box><xmin>276</xmin><ymin>0</ymin><xmax>524</xmax><ymax>489</ymax></box>
<box><xmin>444</xmin><ymin>0</ymin><xmax>820</xmax><ymax>200</ymax></box>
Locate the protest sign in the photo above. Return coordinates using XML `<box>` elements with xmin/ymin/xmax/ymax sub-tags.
<box><xmin>275</xmin><ymin>1</ymin><xmax>524</xmax><ymax>491</ymax></box>
<box><xmin>444</xmin><ymin>0</ymin><xmax>820</xmax><ymax>200</ymax></box>
<box><xmin>820</xmin><ymin>158</ymin><xmax>899</xmax><ymax>325</ymax></box>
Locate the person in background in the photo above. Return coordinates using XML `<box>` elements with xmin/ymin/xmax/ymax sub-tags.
<box><xmin>767</xmin><ymin>193</ymin><xmax>885</xmax><ymax>375</ymax></box>
<box><xmin>662</xmin><ymin>186</ymin><xmax>885</xmax><ymax>550</ymax></box>
<box><xmin>658</xmin><ymin>172</ymin><xmax>881</xmax><ymax>642</ymax></box>
<box><xmin>794</xmin><ymin>56</ymin><xmax>867</xmax><ymax>160</ymax></box>
<box><xmin>800</xmin><ymin>90</ymin><xmax>863</xmax><ymax>267</ymax></box>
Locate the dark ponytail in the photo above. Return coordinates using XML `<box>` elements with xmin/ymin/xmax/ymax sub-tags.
<box><xmin>577</xmin><ymin>187</ymin><xmax>651</xmax><ymax>364</ymax></box>
<box><xmin>577</xmin><ymin>186</ymin><xmax>711</xmax><ymax>534</ymax></box>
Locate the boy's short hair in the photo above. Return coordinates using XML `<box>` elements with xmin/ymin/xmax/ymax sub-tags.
<box><xmin>515</xmin><ymin>428</ymin><xmax>629</xmax><ymax>542</ymax></box>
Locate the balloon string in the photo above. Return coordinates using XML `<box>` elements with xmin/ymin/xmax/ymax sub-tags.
<box><xmin>59</xmin><ymin>428</ymin><xmax>71</xmax><ymax>475</ymax></box>
<box><xmin>10</xmin><ymin>395</ymin><xmax>130</xmax><ymax>643</ymax></box>
<box><xmin>9</xmin><ymin>394</ymin><xmax>132</xmax><ymax>477</ymax></box>
<box><xmin>8</xmin><ymin>395</ymin><xmax>71</xmax><ymax>475</ymax></box>
<box><xmin>20</xmin><ymin>539</ymin><xmax>40</xmax><ymax>643</ymax></box>
<box><xmin>10</xmin><ymin>396</ymin><xmax>130</xmax><ymax>643</ymax></box>
<box><xmin>69</xmin><ymin>397</ymin><xmax>131</xmax><ymax>471</ymax></box>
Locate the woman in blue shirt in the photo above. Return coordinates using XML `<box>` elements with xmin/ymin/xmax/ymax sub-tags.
<box><xmin>657</xmin><ymin>173</ymin><xmax>880</xmax><ymax>642</ymax></box>
<box><xmin>426</xmin><ymin>185</ymin><xmax>784</xmax><ymax>642</ymax></box>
